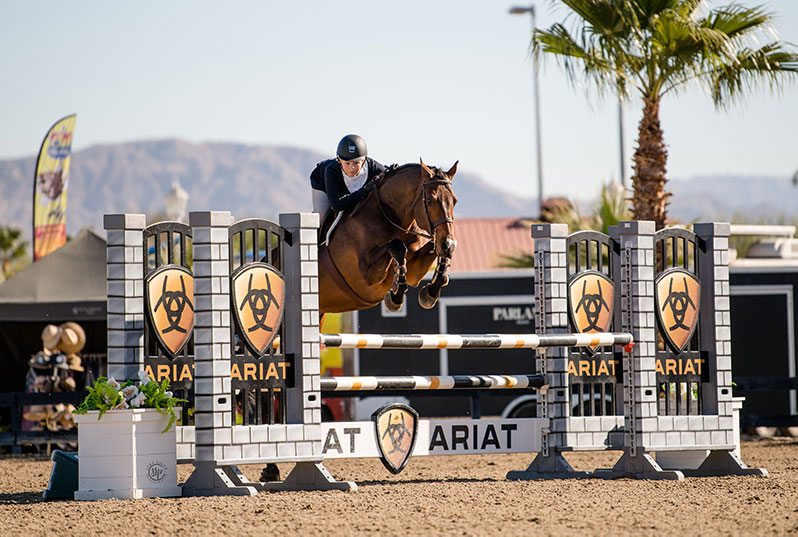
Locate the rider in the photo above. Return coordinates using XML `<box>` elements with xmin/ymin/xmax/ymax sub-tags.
<box><xmin>310</xmin><ymin>134</ymin><xmax>385</xmax><ymax>240</ymax></box>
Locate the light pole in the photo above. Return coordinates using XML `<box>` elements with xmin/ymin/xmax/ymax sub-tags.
<box><xmin>510</xmin><ymin>5</ymin><xmax>544</xmax><ymax>219</ymax></box>
<box><xmin>618</xmin><ymin>93</ymin><xmax>626</xmax><ymax>188</ymax></box>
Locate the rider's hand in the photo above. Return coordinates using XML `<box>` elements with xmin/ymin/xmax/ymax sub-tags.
<box><xmin>363</xmin><ymin>180</ymin><xmax>377</xmax><ymax>192</ymax></box>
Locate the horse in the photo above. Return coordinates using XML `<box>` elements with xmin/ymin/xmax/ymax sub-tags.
<box><xmin>318</xmin><ymin>159</ymin><xmax>458</xmax><ymax>314</ymax></box>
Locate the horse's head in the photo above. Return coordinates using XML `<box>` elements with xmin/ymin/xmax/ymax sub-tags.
<box><xmin>419</xmin><ymin>159</ymin><xmax>458</xmax><ymax>259</ymax></box>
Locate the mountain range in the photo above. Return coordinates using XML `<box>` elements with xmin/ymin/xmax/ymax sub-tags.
<box><xmin>667</xmin><ymin>174</ymin><xmax>798</xmax><ymax>224</ymax></box>
<box><xmin>1</xmin><ymin>139</ymin><xmax>796</xmax><ymax>240</ymax></box>
<box><xmin>0</xmin><ymin>139</ymin><xmax>533</xmax><ymax>239</ymax></box>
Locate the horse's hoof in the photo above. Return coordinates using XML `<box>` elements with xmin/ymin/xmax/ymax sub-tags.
<box><xmin>384</xmin><ymin>292</ymin><xmax>404</xmax><ymax>312</ymax></box>
<box><xmin>260</xmin><ymin>463</ymin><xmax>280</xmax><ymax>482</ymax></box>
<box><xmin>418</xmin><ymin>286</ymin><xmax>438</xmax><ymax>309</ymax></box>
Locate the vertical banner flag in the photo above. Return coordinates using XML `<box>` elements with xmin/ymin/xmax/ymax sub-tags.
<box><xmin>33</xmin><ymin>114</ymin><xmax>76</xmax><ymax>260</ymax></box>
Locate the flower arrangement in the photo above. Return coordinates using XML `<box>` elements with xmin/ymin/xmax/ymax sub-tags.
<box><xmin>74</xmin><ymin>371</ymin><xmax>186</xmax><ymax>432</ymax></box>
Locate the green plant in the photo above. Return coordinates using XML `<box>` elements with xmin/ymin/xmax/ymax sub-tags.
<box><xmin>74</xmin><ymin>372</ymin><xmax>187</xmax><ymax>432</ymax></box>
<box><xmin>0</xmin><ymin>226</ymin><xmax>28</xmax><ymax>280</ymax></box>
<box><xmin>499</xmin><ymin>182</ymin><xmax>631</xmax><ymax>268</ymax></box>
<box><xmin>534</xmin><ymin>0</ymin><xmax>798</xmax><ymax>228</ymax></box>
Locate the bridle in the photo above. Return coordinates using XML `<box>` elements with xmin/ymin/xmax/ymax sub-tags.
<box><xmin>375</xmin><ymin>174</ymin><xmax>454</xmax><ymax>243</ymax></box>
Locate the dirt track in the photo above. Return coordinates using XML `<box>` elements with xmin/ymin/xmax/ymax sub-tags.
<box><xmin>1</xmin><ymin>437</ymin><xmax>796</xmax><ymax>536</ymax></box>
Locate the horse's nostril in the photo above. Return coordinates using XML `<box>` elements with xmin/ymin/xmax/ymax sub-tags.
<box><xmin>442</xmin><ymin>237</ymin><xmax>457</xmax><ymax>255</ymax></box>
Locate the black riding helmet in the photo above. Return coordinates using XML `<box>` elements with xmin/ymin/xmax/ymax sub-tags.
<box><xmin>337</xmin><ymin>134</ymin><xmax>368</xmax><ymax>162</ymax></box>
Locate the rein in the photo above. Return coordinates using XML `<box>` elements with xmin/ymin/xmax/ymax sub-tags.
<box><xmin>375</xmin><ymin>175</ymin><xmax>454</xmax><ymax>242</ymax></box>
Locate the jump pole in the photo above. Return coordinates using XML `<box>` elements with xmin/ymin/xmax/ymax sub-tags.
<box><xmin>319</xmin><ymin>374</ymin><xmax>546</xmax><ymax>391</ymax></box>
<box><xmin>320</xmin><ymin>332</ymin><xmax>634</xmax><ymax>350</ymax></box>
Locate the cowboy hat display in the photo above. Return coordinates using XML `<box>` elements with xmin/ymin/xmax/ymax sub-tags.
<box><xmin>41</xmin><ymin>324</ymin><xmax>62</xmax><ymax>352</ymax></box>
<box><xmin>58</xmin><ymin>322</ymin><xmax>86</xmax><ymax>354</ymax></box>
<box><xmin>66</xmin><ymin>354</ymin><xmax>84</xmax><ymax>372</ymax></box>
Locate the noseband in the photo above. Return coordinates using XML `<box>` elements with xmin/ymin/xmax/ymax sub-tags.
<box><xmin>375</xmin><ymin>176</ymin><xmax>454</xmax><ymax>243</ymax></box>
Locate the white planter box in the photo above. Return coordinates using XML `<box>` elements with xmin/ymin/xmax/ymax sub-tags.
<box><xmin>74</xmin><ymin>408</ymin><xmax>182</xmax><ymax>500</ymax></box>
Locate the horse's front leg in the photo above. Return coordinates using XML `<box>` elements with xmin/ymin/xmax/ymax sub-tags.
<box><xmin>382</xmin><ymin>239</ymin><xmax>408</xmax><ymax>312</ymax></box>
<box><xmin>403</xmin><ymin>241</ymin><xmax>449</xmax><ymax>310</ymax></box>
<box><xmin>418</xmin><ymin>256</ymin><xmax>451</xmax><ymax>309</ymax></box>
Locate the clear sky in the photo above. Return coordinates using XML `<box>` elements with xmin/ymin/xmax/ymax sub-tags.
<box><xmin>2</xmin><ymin>0</ymin><xmax>797</xmax><ymax>201</ymax></box>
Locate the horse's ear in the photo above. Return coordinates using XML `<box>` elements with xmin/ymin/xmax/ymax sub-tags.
<box><xmin>446</xmin><ymin>161</ymin><xmax>459</xmax><ymax>178</ymax></box>
<box><xmin>419</xmin><ymin>158</ymin><xmax>433</xmax><ymax>177</ymax></box>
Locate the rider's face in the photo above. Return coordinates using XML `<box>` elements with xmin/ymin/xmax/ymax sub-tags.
<box><xmin>339</xmin><ymin>158</ymin><xmax>365</xmax><ymax>178</ymax></box>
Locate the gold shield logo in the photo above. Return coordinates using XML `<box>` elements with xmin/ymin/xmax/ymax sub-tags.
<box><xmin>372</xmin><ymin>403</ymin><xmax>418</xmax><ymax>474</ymax></box>
<box><xmin>146</xmin><ymin>266</ymin><xmax>194</xmax><ymax>357</ymax></box>
<box><xmin>232</xmin><ymin>263</ymin><xmax>285</xmax><ymax>355</ymax></box>
<box><xmin>655</xmin><ymin>268</ymin><xmax>701</xmax><ymax>353</ymax></box>
<box><xmin>568</xmin><ymin>271</ymin><xmax>614</xmax><ymax>351</ymax></box>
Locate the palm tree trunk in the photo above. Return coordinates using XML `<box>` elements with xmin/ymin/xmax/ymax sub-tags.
<box><xmin>631</xmin><ymin>96</ymin><xmax>669</xmax><ymax>229</ymax></box>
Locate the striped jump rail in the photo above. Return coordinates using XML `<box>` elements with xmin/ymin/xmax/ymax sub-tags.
<box><xmin>319</xmin><ymin>332</ymin><xmax>634</xmax><ymax>350</ymax></box>
<box><xmin>319</xmin><ymin>374</ymin><xmax>546</xmax><ymax>392</ymax></box>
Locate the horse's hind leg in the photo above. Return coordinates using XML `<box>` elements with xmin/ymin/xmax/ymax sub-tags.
<box><xmin>384</xmin><ymin>239</ymin><xmax>408</xmax><ymax>312</ymax></box>
<box><xmin>418</xmin><ymin>257</ymin><xmax>451</xmax><ymax>309</ymax></box>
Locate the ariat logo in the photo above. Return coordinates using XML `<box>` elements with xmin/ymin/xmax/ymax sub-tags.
<box><xmin>372</xmin><ymin>403</ymin><xmax>418</xmax><ymax>474</ymax></box>
<box><xmin>146</xmin><ymin>266</ymin><xmax>194</xmax><ymax>357</ymax></box>
<box><xmin>568</xmin><ymin>271</ymin><xmax>614</xmax><ymax>351</ymax></box>
<box><xmin>655</xmin><ymin>268</ymin><xmax>700</xmax><ymax>353</ymax></box>
<box><xmin>231</xmin><ymin>263</ymin><xmax>285</xmax><ymax>355</ymax></box>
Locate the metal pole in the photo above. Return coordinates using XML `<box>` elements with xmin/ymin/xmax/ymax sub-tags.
<box><xmin>529</xmin><ymin>7</ymin><xmax>544</xmax><ymax>218</ymax></box>
<box><xmin>618</xmin><ymin>93</ymin><xmax>626</xmax><ymax>188</ymax></box>
<box><xmin>510</xmin><ymin>5</ymin><xmax>544</xmax><ymax>218</ymax></box>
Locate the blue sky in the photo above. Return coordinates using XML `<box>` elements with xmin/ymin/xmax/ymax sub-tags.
<box><xmin>2</xmin><ymin>0</ymin><xmax>797</xmax><ymax>201</ymax></box>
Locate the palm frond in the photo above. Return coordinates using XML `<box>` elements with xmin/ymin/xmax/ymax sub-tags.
<box><xmin>535</xmin><ymin>24</ymin><xmax>618</xmax><ymax>90</ymax></box>
<box><xmin>702</xmin><ymin>4</ymin><xmax>772</xmax><ymax>39</ymax></box>
<box><xmin>634</xmin><ymin>0</ymin><xmax>685</xmax><ymax>20</ymax></box>
<box><xmin>710</xmin><ymin>43</ymin><xmax>798</xmax><ymax>105</ymax></box>
<box><xmin>562</xmin><ymin>0</ymin><xmax>628</xmax><ymax>37</ymax></box>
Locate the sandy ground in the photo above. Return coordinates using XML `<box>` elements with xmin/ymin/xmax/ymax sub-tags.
<box><xmin>0</xmin><ymin>436</ymin><xmax>795</xmax><ymax>537</ymax></box>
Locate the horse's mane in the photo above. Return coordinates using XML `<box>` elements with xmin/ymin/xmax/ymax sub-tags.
<box><xmin>381</xmin><ymin>162</ymin><xmax>447</xmax><ymax>181</ymax></box>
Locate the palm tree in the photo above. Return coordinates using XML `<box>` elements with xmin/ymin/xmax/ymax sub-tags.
<box><xmin>534</xmin><ymin>0</ymin><xmax>798</xmax><ymax>228</ymax></box>
<box><xmin>0</xmin><ymin>226</ymin><xmax>28</xmax><ymax>280</ymax></box>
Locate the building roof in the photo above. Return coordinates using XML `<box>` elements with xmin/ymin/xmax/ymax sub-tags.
<box><xmin>0</xmin><ymin>228</ymin><xmax>107</xmax><ymax>321</ymax></box>
<box><xmin>449</xmin><ymin>218</ymin><xmax>534</xmax><ymax>273</ymax></box>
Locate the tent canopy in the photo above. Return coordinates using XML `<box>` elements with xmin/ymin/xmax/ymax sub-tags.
<box><xmin>0</xmin><ymin>228</ymin><xmax>106</xmax><ymax>321</ymax></box>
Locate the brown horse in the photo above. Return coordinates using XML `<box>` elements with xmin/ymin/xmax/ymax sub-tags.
<box><xmin>318</xmin><ymin>159</ymin><xmax>458</xmax><ymax>314</ymax></box>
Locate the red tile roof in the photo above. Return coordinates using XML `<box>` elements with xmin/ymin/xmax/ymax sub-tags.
<box><xmin>449</xmin><ymin>218</ymin><xmax>534</xmax><ymax>273</ymax></box>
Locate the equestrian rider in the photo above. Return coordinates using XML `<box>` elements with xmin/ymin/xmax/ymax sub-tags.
<box><xmin>310</xmin><ymin>134</ymin><xmax>385</xmax><ymax>238</ymax></box>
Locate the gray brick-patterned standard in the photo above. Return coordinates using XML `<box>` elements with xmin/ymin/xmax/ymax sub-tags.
<box><xmin>619</xmin><ymin>221</ymin><xmax>657</xmax><ymax>455</ymax></box>
<box><xmin>182</xmin><ymin>211</ymin><xmax>239</xmax><ymax>495</ymax></box>
<box><xmin>597</xmin><ymin>221</ymin><xmax>765</xmax><ymax>480</ymax></box>
<box><xmin>267</xmin><ymin>212</ymin><xmax>355</xmax><ymax>491</ymax></box>
<box><xmin>182</xmin><ymin>212</ymin><xmax>354</xmax><ymax>494</ymax></box>
<box><xmin>695</xmin><ymin>223</ymin><xmax>733</xmax><ymax>421</ymax></box>
<box><xmin>104</xmin><ymin>214</ymin><xmax>146</xmax><ymax>383</ymax></box>
<box><xmin>508</xmin><ymin>223</ymin><xmax>579</xmax><ymax>478</ymax></box>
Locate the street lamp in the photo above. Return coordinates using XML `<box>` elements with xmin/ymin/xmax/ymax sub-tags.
<box><xmin>509</xmin><ymin>5</ymin><xmax>544</xmax><ymax>219</ymax></box>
